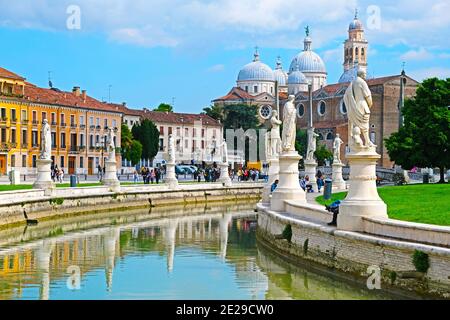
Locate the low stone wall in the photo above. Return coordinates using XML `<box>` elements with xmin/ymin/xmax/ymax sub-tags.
<box><xmin>286</xmin><ymin>200</ymin><xmax>450</xmax><ymax>247</ymax></box>
<box><xmin>0</xmin><ymin>183</ymin><xmax>263</xmax><ymax>228</ymax></box>
<box><xmin>363</xmin><ymin>217</ymin><xmax>450</xmax><ymax>247</ymax></box>
<box><xmin>257</xmin><ymin>203</ymin><xmax>450</xmax><ymax>299</ymax></box>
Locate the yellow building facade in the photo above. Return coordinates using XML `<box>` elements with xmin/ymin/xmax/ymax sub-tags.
<box><xmin>0</xmin><ymin>67</ymin><xmax>122</xmax><ymax>176</ymax></box>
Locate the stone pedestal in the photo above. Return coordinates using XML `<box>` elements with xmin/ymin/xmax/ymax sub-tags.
<box><xmin>304</xmin><ymin>160</ymin><xmax>318</xmax><ymax>192</ymax></box>
<box><xmin>337</xmin><ymin>149</ymin><xmax>388</xmax><ymax>232</ymax></box>
<box><xmin>33</xmin><ymin>159</ymin><xmax>55</xmax><ymax>195</ymax></box>
<box><xmin>219</xmin><ymin>162</ymin><xmax>232</xmax><ymax>187</ymax></box>
<box><xmin>271</xmin><ymin>151</ymin><xmax>306</xmax><ymax>212</ymax></box>
<box><xmin>102</xmin><ymin>159</ymin><xmax>120</xmax><ymax>191</ymax></box>
<box><xmin>262</xmin><ymin>158</ymin><xmax>279</xmax><ymax>204</ymax></box>
<box><xmin>332</xmin><ymin>162</ymin><xmax>346</xmax><ymax>190</ymax></box>
<box><xmin>165</xmin><ymin>163</ymin><xmax>178</xmax><ymax>189</ymax></box>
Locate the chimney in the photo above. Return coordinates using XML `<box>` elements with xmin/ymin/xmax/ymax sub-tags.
<box><xmin>81</xmin><ymin>90</ymin><xmax>87</xmax><ymax>100</ymax></box>
<box><xmin>72</xmin><ymin>86</ymin><xmax>81</xmax><ymax>97</ymax></box>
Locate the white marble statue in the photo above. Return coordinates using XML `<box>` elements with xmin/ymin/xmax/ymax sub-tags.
<box><xmin>281</xmin><ymin>95</ymin><xmax>297</xmax><ymax>152</ymax></box>
<box><xmin>106</xmin><ymin>128</ymin><xmax>115</xmax><ymax>160</ymax></box>
<box><xmin>306</xmin><ymin>127</ymin><xmax>319</xmax><ymax>161</ymax></box>
<box><xmin>344</xmin><ymin>69</ymin><xmax>375</xmax><ymax>149</ymax></box>
<box><xmin>220</xmin><ymin>138</ymin><xmax>229</xmax><ymax>164</ymax></box>
<box><xmin>168</xmin><ymin>134</ymin><xmax>175</xmax><ymax>164</ymax></box>
<box><xmin>40</xmin><ymin>119</ymin><xmax>51</xmax><ymax>160</ymax></box>
<box><xmin>333</xmin><ymin>133</ymin><xmax>344</xmax><ymax>163</ymax></box>
<box><xmin>270</xmin><ymin>110</ymin><xmax>282</xmax><ymax>157</ymax></box>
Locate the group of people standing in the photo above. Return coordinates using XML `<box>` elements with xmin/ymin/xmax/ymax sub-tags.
<box><xmin>136</xmin><ymin>167</ymin><xmax>163</xmax><ymax>184</ymax></box>
<box><xmin>235</xmin><ymin>168</ymin><xmax>261</xmax><ymax>182</ymax></box>
<box><xmin>51</xmin><ymin>164</ymin><xmax>65</xmax><ymax>183</ymax></box>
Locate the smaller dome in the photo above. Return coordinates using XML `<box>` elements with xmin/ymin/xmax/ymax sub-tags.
<box><xmin>349</xmin><ymin>10</ymin><xmax>363</xmax><ymax>30</ymax></box>
<box><xmin>273</xmin><ymin>57</ymin><xmax>288</xmax><ymax>86</ymax></box>
<box><xmin>237</xmin><ymin>49</ymin><xmax>274</xmax><ymax>82</ymax></box>
<box><xmin>288</xmin><ymin>64</ymin><xmax>307</xmax><ymax>84</ymax></box>
<box><xmin>338</xmin><ymin>62</ymin><xmax>359</xmax><ymax>83</ymax></box>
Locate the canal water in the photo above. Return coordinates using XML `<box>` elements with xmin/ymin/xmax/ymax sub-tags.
<box><xmin>0</xmin><ymin>202</ymin><xmax>392</xmax><ymax>300</ymax></box>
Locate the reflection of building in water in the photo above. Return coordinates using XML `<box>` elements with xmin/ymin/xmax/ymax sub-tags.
<box><xmin>0</xmin><ymin>212</ymin><xmax>257</xmax><ymax>299</ymax></box>
<box><xmin>104</xmin><ymin>227</ymin><xmax>121</xmax><ymax>291</ymax></box>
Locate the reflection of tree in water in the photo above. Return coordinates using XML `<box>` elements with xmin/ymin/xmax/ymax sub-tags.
<box><xmin>227</xmin><ymin>218</ymin><xmax>258</xmax><ymax>254</ymax></box>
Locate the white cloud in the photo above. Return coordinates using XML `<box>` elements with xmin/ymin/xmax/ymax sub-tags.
<box><xmin>0</xmin><ymin>0</ymin><xmax>449</xmax><ymax>54</ymax></box>
<box><xmin>409</xmin><ymin>67</ymin><xmax>450</xmax><ymax>81</ymax></box>
<box><xmin>400</xmin><ymin>47</ymin><xmax>433</xmax><ymax>61</ymax></box>
<box><xmin>207</xmin><ymin>64</ymin><xmax>225</xmax><ymax>73</ymax></box>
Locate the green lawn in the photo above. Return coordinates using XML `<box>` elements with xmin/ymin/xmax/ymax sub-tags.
<box><xmin>316</xmin><ymin>184</ymin><xmax>450</xmax><ymax>226</ymax></box>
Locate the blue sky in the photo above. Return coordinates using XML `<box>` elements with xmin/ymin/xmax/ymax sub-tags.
<box><xmin>0</xmin><ymin>0</ymin><xmax>449</xmax><ymax>113</ymax></box>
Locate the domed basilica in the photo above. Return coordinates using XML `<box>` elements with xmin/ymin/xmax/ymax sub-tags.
<box><xmin>212</xmin><ymin>12</ymin><xmax>419</xmax><ymax>167</ymax></box>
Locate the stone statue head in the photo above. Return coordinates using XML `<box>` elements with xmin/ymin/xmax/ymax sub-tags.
<box><xmin>357</xmin><ymin>68</ymin><xmax>366</xmax><ymax>80</ymax></box>
<box><xmin>336</xmin><ymin>133</ymin><xmax>340</xmax><ymax>138</ymax></box>
<box><xmin>288</xmin><ymin>95</ymin><xmax>295</xmax><ymax>102</ymax></box>
<box><xmin>43</xmin><ymin>119</ymin><xmax>48</xmax><ymax>125</ymax></box>
<box><xmin>272</xmin><ymin>110</ymin><xmax>278</xmax><ymax>117</ymax></box>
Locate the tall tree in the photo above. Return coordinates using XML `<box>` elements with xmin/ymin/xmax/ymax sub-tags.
<box><xmin>153</xmin><ymin>103</ymin><xmax>173</xmax><ymax>113</ymax></box>
<box><xmin>202</xmin><ymin>104</ymin><xmax>224</xmax><ymax>122</ymax></box>
<box><xmin>121</xmin><ymin>123</ymin><xmax>142</xmax><ymax>165</ymax></box>
<box><xmin>385</xmin><ymin>78</ymin><xmax>450</xmax><ymax>183</ymax></box>
<box><xmin>223</xmin><ymin>104</ymin><xmax>259</xmax><ymax>131</ymax></box>
<box><xmin>132</xmin><ymin>119</ymin><xmax>160</xmax><ymax>160</ymax></box>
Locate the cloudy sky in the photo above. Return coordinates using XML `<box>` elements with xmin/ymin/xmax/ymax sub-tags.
<box><xmin>0</xmin><ymin>0</ymin><xmax>449</xmax><ymax>112</ymax></box>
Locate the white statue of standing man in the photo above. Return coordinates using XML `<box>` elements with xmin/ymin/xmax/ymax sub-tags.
<box><xmin>168</xmin><ymin>134</ymin><xmax>175</xmax><ymax>164</ymax></box>
<box><xmin>306</xmin><ymin>128</ymin><xmax>319</xmax><ymax>161</ymax></box>
<box><xmin>106</xmin><ymin>128</ymin><xmax>116</xmax><ymax>161</ymax></box>
<box><xmin>270</xmin><ymin>110</ymin><xmax>282</xmax><ymax>157</ymax></box>
<box><xmin>281</xmin><ymin>95</ymin><xmax>297</xmax><ymax>153</ymax></box>
<box><xmin>343</xmin><ymin>68</ymin><xmax>375</xmax><ymax>150</ymax></box>
<box><xmin>333</xmin><ymin>134</ymin><xmax>344</xmax><ymax>164</ymax></box>
<box><xmin>40</xmin><ymin>119</ymin><xmax>51</xmax><ymax>160</ymax></box>
<box><xmin>220</xmin><ymin>138</ymin><xmax>229</xmax><ymax>164</ymax></box>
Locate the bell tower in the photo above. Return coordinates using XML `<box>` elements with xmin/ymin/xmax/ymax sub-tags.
<box><xmin>343</xmin><ymin>9</ymin><xmax>368</xmax><ymax>73</ymax></box>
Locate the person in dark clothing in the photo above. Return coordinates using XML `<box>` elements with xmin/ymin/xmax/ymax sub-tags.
<box><xmin>326</xmin><ymin>200</ymin><xmax>341</xmax><ymax>226</ymax></box>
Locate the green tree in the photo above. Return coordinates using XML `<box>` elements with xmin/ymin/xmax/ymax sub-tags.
<box><xmin>385</xmin><ymin>78</ymin><xmax>450</xmax><ymax>183</ymax></box>
<box><xmin>223</xmin><ymin>104</ymin><xmax>259</xmax><ymax>131</ymax></box>
<box><xmin>132</xmin><ymin>119</ymin><xmax>160</xmax><ymax>160</ymax></box>
<box><xmin>121</xmin><ymin>123</ymin><xmax>143</xmax><ymax>165</ymax></box>
<box><xmin>128</xmin><ymin>140</ymin><xmax>143</xmax><ymax>165</ymax></box>
<box><xmin>153</xmin><ymin>103</ymin><xmax>173</xmax><ymax>113</ymax></box>
<box><xmin>295</xmin><ymin>129</ymin><xmax>307</xmax><ymax>157</ymax></box>
<box><xmin>315</xmin><ymin>144</ymin><xmax>333</xmax><ymax>166</ymax></box>
<box><xmin>202</xmin><ymin>104</ymin><xmax>224</xmax><ymax>122</ymax></box>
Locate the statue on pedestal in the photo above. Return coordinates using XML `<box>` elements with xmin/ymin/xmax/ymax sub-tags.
<box><xmin>220</xmin><ymin>138</ymin><xmax>228</xmax><ymax>164</ymax></box>
<box><xmin>343</xmin><ymin>69</ymin><xmax>375</xmax><ymax>150</ymax></box>
<box><xmin>106</xmin><ymin>128</ymin><xmax>116</xmax><ymax>161</ymax></box>
<box><xmin>281</xmin><ymin>95</ymin><xmax>297</xmax><ymax>153</ymax></box>
<box><xmin>333</xmin><ymin>133</ymin><xmax>344</xmax><ymax>163</ymax></box>
<box><xmin>40</xmin><ymin>119</ymin><xmax>51</xmax><ymax>160</ymax></box>
<box><xmin>168</xmin><ymin>134</ymin><xmax>175</xmax><ymax>164</ymax></box>
<box><xmin>270</xmin><ymin>110</ymin><xmax>282</xmax><ymax>157</ymax></box>
<box><xmin>306</xmin><ymin>128</ymin><xmax>319</xmax><ymax>161</ymax></box>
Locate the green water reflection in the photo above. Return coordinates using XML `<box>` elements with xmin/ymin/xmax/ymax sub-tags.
<box><xmin>0</xmin><ymin>203</ymin><xmax>391</xmax><ymax>300</ymax></box>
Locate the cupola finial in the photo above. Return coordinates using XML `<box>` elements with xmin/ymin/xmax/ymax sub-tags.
<box><xmin>253</xmin><ymin>46</ymin><xmax>260</xmax><ymax>62</ymax></box>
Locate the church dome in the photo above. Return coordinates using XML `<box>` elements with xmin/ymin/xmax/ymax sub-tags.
<box><xmin>288</xmin><ymin>64</ymin><xmax>307</xmax><ymax>84</ymax></box>
<box><xmin>290</xmin><ymin>51</ymin><xmax>327</xmax><ymax>74</ymax></box>
<box><xmin>289</xmin><ymin>28</ymin><xmax>326</xmax><ymax>74</ymax></box>
<box><xmin>338</xmin><ymin>68</ymin><xmax>357</xmax><ymax>83</ymax></box>
<box><xmin>273</xmin><ymin>57</ymin><xmax>288</xmax><ymax>85</ymax></box>
<box><xmin>349</xmin><ymin>10</ymin><xmax>363</xmax><ymax>30</ymax></box>
<box><xmin>237</xmin><ymin>50</ymin><xmax>274</xmax><ymax>82</ymax></box>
